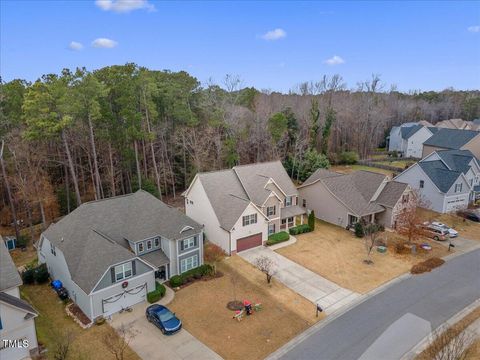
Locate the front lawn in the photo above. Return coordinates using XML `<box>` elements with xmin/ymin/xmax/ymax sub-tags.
<box><xmin>276</xmin><ymin>220</ymin><xmax>450</xmax><ymax>294</ymax></box>
<box><xmin>21</xmin><ymin>284</ymin><xmax>140</xmax><ymax>360</ymax></box>
<box><xmin>168</xmin><ymin>256</ymin><xmax>321</xmax><ymax>360</ymax></box>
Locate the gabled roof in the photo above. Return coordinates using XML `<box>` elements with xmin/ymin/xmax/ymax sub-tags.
<box><xmin>436</xmin><ymin>149</ymin><xmax>477</xmax><ymax>174</ymax></box>
<box><xmin>427</xmin><ymin>127</ymin><xmax>440</xmax><ymax>134</ymax></box>
<box><xmin>418</xmin><ymin>161</ymin><xmax>463</xmax><ymax>193</ymax></box>
<box><xmin>42</xmin><ymin>190</ymin><xmax>201</xmax><ymax>293</ymax></box>
<box><xmin>300</xmin><ymin>168</ymin><xmax>342</xmax><ymax>187</ymax></box>
<box><xmin>400</xmin><ymin>125</ymin><xmax>424</xmax><ymax>140</ymax></box>
<box><xmin>0</xmin><ymin>292</ymin><xmax>38</xmax><ymax>317</ymax></box>
<box><xmin>375</xmin><ymin>181</ymin><xmax>409</xmax><ymax>208</ymax></box>
<box><xmin>0</xmin><ymin>237</ymin><xmax>22</xmax><ymax>291</ymax></box>
<box><xmin>423</xmin><ymin>128</ymin><xmax>479</xmax><ymax>150</ymax></box>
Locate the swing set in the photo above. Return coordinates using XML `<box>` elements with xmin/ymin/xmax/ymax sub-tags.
<box><xmin>232</xmin><ymin>299</ymin><xmax>263</xmax><ymax>322</ymax></box>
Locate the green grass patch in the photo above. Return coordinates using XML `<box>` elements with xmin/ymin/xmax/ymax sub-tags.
<box><xmin>267</xmin><ymin>231</ymin><xmax>290</xmax><ymax>245</ymax></box>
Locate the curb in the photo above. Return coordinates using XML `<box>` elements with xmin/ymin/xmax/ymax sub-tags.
<box><xmin>400</xmin><ymin>298</ymin><xmax>480</xmax><ymax>360</ymax></box>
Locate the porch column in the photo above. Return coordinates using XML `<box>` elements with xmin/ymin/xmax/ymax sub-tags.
<box><xmin>301</xmin><ymin>214</ymin><xmax>304</xmax><ymax>225</ymax></box>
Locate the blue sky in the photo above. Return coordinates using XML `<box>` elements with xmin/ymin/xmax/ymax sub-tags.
<box><xmin>1</xmin><ymin>0</ymin><xmax>479</xmax><ymax>92</ymax></box>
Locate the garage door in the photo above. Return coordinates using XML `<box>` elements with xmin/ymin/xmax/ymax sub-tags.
<box><xmin>445</xmin><ymin>196</ymin><xmax>468</xmax><ymax>212</ymax></box>
<box><xmin>102</xmin><ymin>283</ymin><xmax>147</xmax><ymax>316</ymax></box>
<box><xmin>236</xmin><ymin>233</ymin><xmax>262</xmax><ymax>252</ymax></box>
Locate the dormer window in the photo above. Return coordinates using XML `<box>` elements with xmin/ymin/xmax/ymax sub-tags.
<box><xmin>138</xmin><ymin>243</ymin><xmax>144</xmax><ymax>253</ymax></box>
<box><xmin>285</xmin><ymin>196</ymin><xmax>293</xmax><ymax>207</ymax></box>
<box><xmin>147</xmin><ymin>240</ymin><xmax>153</xmax><ymax>250</ymax></box>
<box><xmin>154</xmin><ymin>237</ymin><xmax>160</xmax><ymax>247</ymax></box>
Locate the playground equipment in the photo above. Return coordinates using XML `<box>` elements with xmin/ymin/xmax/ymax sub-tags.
<box><xmin>232</xmin><ymin>300</ymin><xmax>262</xmax><ymax>321</ymax></box>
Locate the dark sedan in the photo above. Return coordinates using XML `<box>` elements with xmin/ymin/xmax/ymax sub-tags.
<box><xmin>458</xmin><ymin>209</ymin><xmax>480</xmax><ymax>222</ymax></box>
<box><xmin>146</xmin><ymin>304</ymin><xmax>182</xmax><ymax>335</ymax></box>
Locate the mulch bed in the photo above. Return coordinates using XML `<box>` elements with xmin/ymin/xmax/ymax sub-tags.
<box><xmin>66</xmin><ymin>303</ymin><xmax>92</xmax><ymax>328</ymax></box>
<box><xmin>169</xmin><ymin>271</ymin><xmax>224</xmax><ymax>290</ymax></box>
<box><xmin>411</xmin><ymin>257</ymin><xmax>445</xmax><ymax>274</ymax></box>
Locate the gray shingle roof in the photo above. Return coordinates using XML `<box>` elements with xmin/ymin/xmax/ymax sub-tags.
<box><xmin>139</xmin><ymin>249</ymin><xmax>169</xmax><ymax>268</ymax></box>
<box><xmin>42</xmin><ymin>190</ymin><xmax>201</xmax><ymax>293</ymax></box>
<box><xmin>375</xmin><ymin>181</ymin><xmax>409</xmax><ymax>208</ymax></box>
<box><xmin>418</xmin><ymin>161</ymin><xmax>463</xmax><ymax>193</ymax></box>
<box><xmin>400</xmin><ymin>125</ymin><xmax>423</xmax><ymax>139</ymax></box>
<box><xmin>423</xmin><ymin>128</ymin><xmax>479</xmax><ymax>149</ymax></box>
<box><xmin>301</xmin><ymin>169</ymin><xmax>342</xmax><ymax>187</ymax></box>
<box><xmin>0</xmin><ymin>292</ymin><xmax>37</xmax><ymax>316</ymax></box>
<box><xmin>0</xmin><ymin>237</ymin><xmax>22</xmax><ymax>291</ymax></box>
<box><xmin>280</xmin><ymin>205</ymin><xmax>306</xmax><ymax>219</ymax></box>
<box><xmin>436</xmin><ymin>149</ymin><xmax>476</xmax><ymax>174</ymax></box>
<box><xmin>427</xmin><ymin>127</ymin><xmax>440</xmax><ymax>134</ymax></box>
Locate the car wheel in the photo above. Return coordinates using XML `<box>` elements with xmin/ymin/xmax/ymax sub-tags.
<box><xmin>161</xmin><ymin>327</ymin><xmax>166</xmax><ymax>334</ymax></box>
<box><xmin>147</xmin><ymin>315</ymin><xmax>152</xmax><ymax>323</ymax></box>
<box><xmin>433</xmin><ymin>236</ymin><xmax>439</xmax><ymax>241</ymax></box>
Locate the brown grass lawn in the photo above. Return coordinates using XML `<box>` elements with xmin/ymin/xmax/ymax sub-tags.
<box><xmin>168</xmin><ymin>256</ymin><xmax>321</xmax><ymax>360</ymax></box>
<box><xmin>21</xmin><ymin>284</ymin><xmax>140</xmax><ymax>360</ymax></box>
<box><xmin>10</xmin><ymin>246</ymin><xmax>38</xmax><ymax>268</ymax></box>
<box><xmin>331</xmin><ymin>165</ymin><xmax>394</xmax><ymax>177</ymax></box>
<box><xmin>467</xmin><ymin>339</ymin><xmax>480</xmax><ymax>360</ymax></box>
<box><xmin>277</xmin><ymin>220</ymin><xmax>450</xmax><ymax>294</ymax></box>
<box><xmin>418</xmin><ymin>208</ymin><xmax>480</xmax><ymax>241</ymax></box>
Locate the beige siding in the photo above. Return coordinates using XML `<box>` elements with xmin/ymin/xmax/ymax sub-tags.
<box><xmin>463</xmin><ymin>135</ymin><xmax>480</xmax><ymax>159</ymax></box>
<box><xmin>230</xmin><ymin>203</ymin><xmax>268</xmax><ymax>253</ymax></box>
<box><xmin>422</xmin><ymin>144</ymin><xmax>445</xmax><ymax>158</ymax></box>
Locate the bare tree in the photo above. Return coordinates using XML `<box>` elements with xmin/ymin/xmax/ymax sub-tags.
<box><xmin>102</xmin><ymin>324</ymin><xmax>136</xmax><ymax>360</ymax></box>
<box><xmin>422</xmin><ymin>323</ymin><xmax>475</xmax><ymax>360</ymax></box>
<box><xmin>254</xmin><ymin>255</ymin><xmax>277</xmax><ymax>284</ymax></box>
<box><xmin>362</xmin><ymin>223</ymin><xmax>382</xmax><ymax>265</ymax></box>
<box><xmin>52</xmin><ymin>330</ymin><xmax>76</xmax><ymax>360</ymax></box>
<box><xmin>203</xmin><ymin>242</ymin><xmax>225</xmax><ymax>274</ymax></box>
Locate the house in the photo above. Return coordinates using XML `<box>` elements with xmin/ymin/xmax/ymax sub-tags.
<box><xmin>388</xmin><ymin>124</ymin><xmax>434</xmax><ymax>158</ymax></box>
<box><xmin>0</xmin><ymin>236</ymin><xmax>38</xmax><ymax>360</ymax></box>
<box><xmin>435</xmin><ymin>118</ymin><xmax>480</xmax><ymax>131</ymax></box>
<box><xmin>38</xmin><ymin>190</ymin><xmax>203</xmax><ymax>321</ymax></box>
<box><xmin>298</xmin><ymin>169</ymin><xmax>414</xmax><ymax>229</ymax></box>
<box><xmin>394</xmin><ymin>151</ymin><xmax>476</xmax><ymax>213</ymax></box>
<box><xmin>422</xmin><ymin>128</ymin><xmax>480</xmax><ymax>159</ymax></box>
<box><xmin>183</xmin><ymin>161</ymin><xmax>306</xmax><ymax>255</ymax></box>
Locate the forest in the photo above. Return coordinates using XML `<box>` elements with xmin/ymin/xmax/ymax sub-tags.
<box><xmin>1</xmin><ymin>63</ymin><xmax>479</xmax><ymax>241</ymax></box>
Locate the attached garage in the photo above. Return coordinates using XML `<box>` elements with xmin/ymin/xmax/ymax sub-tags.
<box><xmin>236</xmin><ymin>233</ymin><xmax>262</xmax><ymax>252</ymax></box>
<box><xmin>445</xmin><ymin>195</ymin><xmax>469</xmax><ymax>213</ymax></box>
<box><xmin>102</xmin><ymin>283</ymin><xmax>147</xmax><ymax>316</ymax></box>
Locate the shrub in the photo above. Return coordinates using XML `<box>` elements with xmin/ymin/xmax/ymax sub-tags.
<box><xmin>338</xmin><ymin>151</ymin><xmax>359</xmax><ymax>165</ymax></box>
<box><xmin>16</xmin><ymin>235</ymin><xmax>28</xmax><ymax>249</ymax></box>
<box><xmin>308</xmin><ymin>211</ymin><xmax>315</xmax><ymax>231</ymax></box>
<box><xmin>147</xmin><ymin>282</ymin><xmax>166</xmax><ymax>303</ymax></box>
<box><xmin>169</xmin><ymin>275</ymin><xmax>183</xmax><ymax>287</ymax></box>
<box><xmin>33</xmin><ymin>263</ymin><xmax>49</xmax><ymax>284</ymax></box>
<box><xmin>354</xmin><ymin>222</ymin><xmax>364</xmax><ymax>238</ymax></box>
<box><xmin>267</xmin><ymin>231</ymin><xmax>289</xmax><ymax>245</ymax></box>
<box><xmin>289</xmin><ymin>224</ymin><xmax>311</xmax><ymax>235</ymax></box>
<box><xmin>22</xmin><ymin>269</ymin><xmax>35</xmax><ymax>284</ymax></box>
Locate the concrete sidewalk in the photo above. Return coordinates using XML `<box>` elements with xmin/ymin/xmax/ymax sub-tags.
<box><xmin>239</xmin><ymin>246</ymin><xmax>362</xmax><ymax>314</ymax></box>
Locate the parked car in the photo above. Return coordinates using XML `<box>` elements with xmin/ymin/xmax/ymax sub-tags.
<box><xmin>431</xmin><ymin>222</ymin><xmax>458</xmax><ymax>238</ymax></box>
<box><xmin>146</xmin><ymin>304</ymin><xmax>182</xmax><ymax>335</ymax></box>
<box><xmin>457</xmin><ymin>209</ymin><xmax>480</xmax><ymax>223</ymax></box>
<box><xmin>423</xmin><ymin>225</ymin><xmax>450</xmax><ymax>241</ymax></box>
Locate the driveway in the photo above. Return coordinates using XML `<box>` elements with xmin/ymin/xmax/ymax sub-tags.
<box><xmin>110</xmin><ymin>286</ymin><xmax>222</xmax><ymax>360</ymax></box>
<box><xmin>238</xmin><ymin>246</ymin><xmax>362</xmax><ymax>314</ymax></box>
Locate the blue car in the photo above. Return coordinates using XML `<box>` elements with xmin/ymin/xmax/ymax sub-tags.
<box><xmin>146</xmin><ymin>304</ymin><xmax>182</xmax><ymax>335</ymax></box>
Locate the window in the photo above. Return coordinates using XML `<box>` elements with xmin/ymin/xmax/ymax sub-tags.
<box><xmin>242</xmin><ymin>213</ymin><xmax>258</xmax><ymax>226</ymax></box>
<box><xmin>402</xmin><ymin>194</ymin><xmax>409</xmax><ymax>204</ymax></box>
<box><xmin>302</xmin><ymin>199</ymin><xmax>306</xmax><ymax>208</ymax></box>
<box><xmin>455</xmin><ymin>183</ymin><xmax>463</xmax><ymax>193</ymax></box>
<box><xmin>281</xmin><ymin>218</ymin><xmax>287</xmax><ymax>225</ymax></box>
<box><xmin>50</xmin><ymin>243</ymin><xmax>56</xmax><ymax>256</ymax></box>
<box><xmin>267</xmin><ymin>206</ymin><xmax>276</xmax><ymax>217</ymax></box>
<box><xmin>147</xmin><ymin>240</ymin><xmax>152</xmax><ymax>250</ymax></box>
<box><xmin>183</xmin><ymin>237</ymin><xmax>196</xmax><ymax>250</ymax></box>
<box><xmin>268</xmin><ymin>223</ymin><xmax>276</xmax><ymax>235</ymax></box>
<box><xmin>180</xmin><ymin>255</ymin><xmax>198</xmax><ymax>273</ymax></box>
<box><xmin>285</xmin><ymin>196</ymin><xmax>292</xmax><ymax>207</ymax></box>
<box><xmin>0</xmin><ymin>316</ymin><xmax>2</xmax><ymax>330</ymax></box>
<box><xmin>138</xmin><ymin>242</ymin><xmax>144</xmax><ymax>253</ymax></box>
<box><xmin>419</xmin><ymin>180</ymin><xmax>424</xmax><ymax>189</ymax></box>
<box><xmin>115</xmin><ymin>262</ymin><xmax>132</xmax><ymax>282</ymax></box>
<box><xmin>348</xmin><ymin>214</ymin><xmax>358</xmax><ymax>226</ymax></box>
<box><xmin>288</xmin><ymin>217</ymin><xmax>294</xmax><ymax>224</ymax></box>
<box><xmin>154</xmin><ymin>237</ymin><xmax>160</xmax><ymax>247</ymax></box>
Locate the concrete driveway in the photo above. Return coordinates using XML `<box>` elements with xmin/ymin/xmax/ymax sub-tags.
<box><xmin>110</xmin><ymin>287</ymin><xmax>222</xmax><ymax>360</ymax></box>
<box><xmin>239</xmin><ymin>246</ymin><xmax>361</xmax><ymax>314</ymax></box>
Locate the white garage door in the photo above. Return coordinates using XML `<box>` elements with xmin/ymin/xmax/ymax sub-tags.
<box><xmin>102</xmin><ymin>284</ymin><xmax>147</xmax><ymax>316</ymax></box>
<box><xmin>445</xmin><ymin>196</ymin><xmax>468</xmax><ymax>212</ymax></box>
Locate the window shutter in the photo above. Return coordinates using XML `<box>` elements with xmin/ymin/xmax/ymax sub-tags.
<box><xmin>132</xmin><ymin>260</ymin><xmax>136</xmax><ymax>276</ymax></box>
<box><xmin>110</xmin><ymin>267</ymin><xmax>115</xmax><ymax>283</ymax></box>
<box><xmin>180</xmin><ymin>240</ymin><xmax>184</xmax><ymax>251</ymax></box>
<box><xmin>194</xmin><ymin>236</ymin><xmax>197</xmax><ymax>247</ymax></box>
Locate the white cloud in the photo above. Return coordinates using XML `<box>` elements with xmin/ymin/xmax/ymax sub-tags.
<box><xmin>261</xmin><ymin>28</ymin><xmax>286</xmax><ymax>41</ymax></box>
<box><xmin>468</xmin><ymin>25</ymin><xmax>480</xmax><ymax>33</ymax></box>
<box><xmin>92</xmin><ymin>38</ymin><xmax>118</xmax><ymax>48</ymax></box>
<box><xmin>69</xmin><ymin>41</ymin><xmax>84</xmax><ymax>51</ymax></box>
<box><xmin>324</xmin><ymin>55</ymin><xmax>345</xmax><ymax>65</ymax></box>
<box><xmin>95</xmin><ymin>0</ymin><xmax>155</xmax><ymax>13</ymax></box>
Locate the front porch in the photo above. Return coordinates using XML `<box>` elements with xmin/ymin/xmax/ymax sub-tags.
<box><xmin>279</xmin><ymin>205</ymin><xmax>307</xmax><ymax>231</ymax></box>
<box><xmin>139</xmin><ymin>249</ymin><xmax>170</xmax><ymax>282</ymax></box>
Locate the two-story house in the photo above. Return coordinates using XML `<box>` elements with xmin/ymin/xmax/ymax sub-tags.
<box><xmin>422</xmin><ymin>128</ymin><xmax>480</xmax><ymax>159</ymax></box>
<box><xmin>388</xmin><ymin>124</ymin><xmax>436</xmax><ymax>158</ymax></box>
<box><xmin>0</xmin><ymin>237</ymin><xmax>38</xmax><ymax>360</ymax></box>
<box><xmin>183</xmin><ymin>161</ymin><xmax>305</xmax><ymax>255</ymax></box>
<box><xmin>38</xmin><ymin>190</ymin><xmax>203</xmax><ymax>321</ymax></box>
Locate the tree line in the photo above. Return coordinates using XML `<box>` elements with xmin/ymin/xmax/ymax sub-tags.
<box><xmin>1</xmin><ymin>64</ymin><xmax>479</xmax><ymax>240</ymax></box>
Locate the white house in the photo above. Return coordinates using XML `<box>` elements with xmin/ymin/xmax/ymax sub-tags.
<box><xmin>183</xmin><ymin>161</ymin><xmax>306</xmax><ymax>255</ymax></box>
<box><xmin>388</xmin><ymin>124</ymin><xmax>435</xmax><ymax>158</ymax></box>
<box><xmin>0</xmin><ymin>237</ymin><xmax>38</xmax><ymax>360</ymax></box>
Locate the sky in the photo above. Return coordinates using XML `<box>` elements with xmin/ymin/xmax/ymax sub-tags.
<box><xmin>1</xmin><ymin>0</ymin><xmax>480</xmax><ymax>92</ymax></box>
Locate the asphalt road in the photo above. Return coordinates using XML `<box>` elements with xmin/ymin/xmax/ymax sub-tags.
<box><xmin>277</xmin><ymin>249</ymin><xmax>480</xmax><ymax>360</ymax></box>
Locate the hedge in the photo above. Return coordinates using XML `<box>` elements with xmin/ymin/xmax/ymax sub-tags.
<box><xmin>147</xmin><ymin>282</ymin><xmax>166</xmax><ymax>303</ymax></box>
<box><xmin>169</xmin><ymin>264</ymin><xmax>214</xmax><ymax>288</ymax></box>
<box><xmin>22</xmin><ymin>264</ymin><xmax>49</xmax><ymax>285</ymax></box>
<box><xmin>289</xmin><ymin>224</ymin><xmax>311</xmax><ymax>235</ymax></box>
<box><xmin>267</xmin><ymin>231</ymin><xmax>289</xmax><ymax>246</ymax></box>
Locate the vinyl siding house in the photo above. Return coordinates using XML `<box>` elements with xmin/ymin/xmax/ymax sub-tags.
<box><xmin>388</xmin><ymin>124</ymin><xmax>435</xmax><ymax>158</ymax></box>
<box><xmin>0</xmin><ymin>237</ymin><xmax>38</xmax><ymax>360</ymax></box>
<box><xmin>38</xmin><ymin>190</ymin><xmax>203</xmax><ymax>321</ymax></box>
<box><xmin>183</xmin><ymin>161</ymin><xmax>306</xmax><ymax>255</ymax></box>
<box><xmin>422</xmin><ymin>128</ymin><xmax>480</xmax><ymax>159</ymax></box>
<box><xmin>298</xmin><ymin>169</ymin><xmax>414</xmax><ymax>229</ymax></box>
<box><xmin>394</xmin><ymin>150</ymin><xmax>477</xmax><ymax>213</ymax></box>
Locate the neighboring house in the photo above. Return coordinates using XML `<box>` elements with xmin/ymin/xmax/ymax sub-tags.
<box><xmin>435</xmin><ymin>118</ymin><xmax>480</xmax><ymax>131</ymax></box>
<box><xmin>38</xmin><ymin>190</ymin><xmax>203</xmax><ymax>321</ymax></box>
<box><xmin>422</xmin><ymin>128</ymin><xmax>480</xmax><ymax>159</ymax></box>
<box><xmin>183</xmin><ymin>161</ymin><xmax>306</xmax><ymax>255</ymax></box>
<box><xmin>0</xmin><ymin>237</ymin><xmax>38</xmax><ymax>360</ymax></box>
<box><xmin>394</xmin><ymin>152</ymin><xmax>473</xmax><ymax>213</ymax></box>
<box><xmin>388</xmin><ymin>124</ymin><xmax>434</xmax><ymax>157</ymax></box>
<box><xmin>298</xmin><ymin>169</ymin><xmax>413</xmax><ymax>229</ymax></box>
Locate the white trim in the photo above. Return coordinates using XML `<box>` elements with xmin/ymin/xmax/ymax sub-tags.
<box><xmin>182</xmin><ymin>173</ymin><xmax>199</xmax><ymax>198</ymax></box>
<box><xmin>180</xmin><ymin>225</ymin><xmax>194</xmax><ymax>233</ymax></box>
<box><xmin>230</xmin><ymin>202</ymin><xmax>269</xmax><ymax>232</ymax></box>
<box><xmin>264</xmin><ymin>178</ymin><xmax>287</xmax><ymax>197</ymax></box>
<box><xmin>90</xmin><ymin>268</ymin><xmax>154</xmax><ymax>296</ymax></box>
<box><xmin>261</xmin><ymin>191</ymin><xmax>282</xmax><ymax>207</ymax></box>
<box><xmin>421</xmin><ymin>151</ymin><xmax>452</xmax><ymax>169</ymax></box>
<box><xmin>394</xmin><ymin>163</ymin><xmax>445</xmax><ymax>194</ymax></box>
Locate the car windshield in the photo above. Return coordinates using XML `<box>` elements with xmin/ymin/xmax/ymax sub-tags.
<box><xmin>157</xmin><ymin>308</ymin><xmax>174</xmax><ymax>322</ymax></box>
